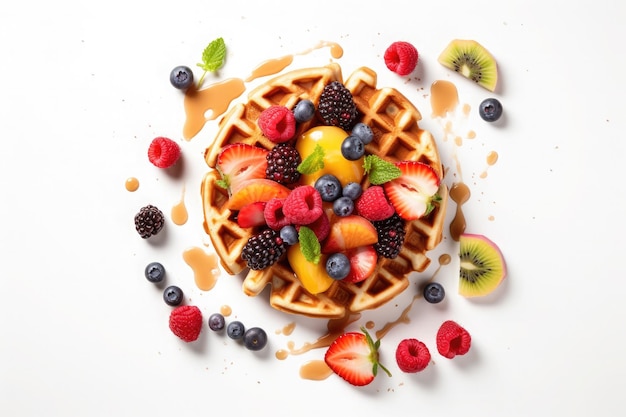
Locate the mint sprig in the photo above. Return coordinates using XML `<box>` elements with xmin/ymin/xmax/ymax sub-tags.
<box><xmin>196</xmin><ymin>37</ymin><xmax>226</xmax><ymax>88</ymax></box>
<box><xmin>297</xmin><ymin>144</ymin><xmax>325</xmax><ymax>175</ymax></box>
<box><xmin>363</xmin><ymin>155</ymin><xmax>401</xmax><ymax>184</ymax></box>
<box><xmin>298</xmin><ymin>226</ymin><xmax>321</xmax><ymax>264</ymax></box>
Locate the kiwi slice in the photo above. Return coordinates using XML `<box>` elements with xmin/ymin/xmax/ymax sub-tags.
<box><xmin>459</xmin><ymin>233</ymin><xmax>506</xmax><ymax>297</ymax></box>
<box><xmin>438</xmin><ymin>39</ymin><xmax>498</xmax><ymax>92</ymax></box>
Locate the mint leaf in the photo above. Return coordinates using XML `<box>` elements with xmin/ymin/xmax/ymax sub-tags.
<box><xmin>363</xmin><ymin>155</ymin><xmax>401</xmax><ymax>185</ymax></box>
<box><xmin>298</xmin><ymin>226</ymin><xmax>321</xmax><ymax>264</ymax></box>
<box><xmin>297</xmin><ymin>145</ymin><xmax>325</xmax><ymax>175</ymax></box>
<box><xmin>196</xmin><ymin>37</ymin><xmax>226</xmax><ymax>88</ymax></box>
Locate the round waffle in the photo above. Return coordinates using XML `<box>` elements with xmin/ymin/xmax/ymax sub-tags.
<box><xmin>201</xmin><ymin>63</ymin><xmax>448</xmax><ymax>318</ymax></box>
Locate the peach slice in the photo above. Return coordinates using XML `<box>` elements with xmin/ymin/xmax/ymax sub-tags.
<box><xmin>225</xmin><ymin>179</ymin><xmax>291</xmax><ymax>211</ymax></box>
<box><xmin>321</xmin><ymin>215</ymin><xmax>378</xmax><ymax>254</ymax></box>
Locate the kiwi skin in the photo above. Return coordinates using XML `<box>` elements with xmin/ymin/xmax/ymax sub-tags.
<box><xmin>459</xmin><ymin>233</ymin><xmax>506</xmax><ymax>297</ymax></box>
<box><xmin>438</xmin><ymin>39</ymin><xmax>498</xmax><ymax>92</ymax></box>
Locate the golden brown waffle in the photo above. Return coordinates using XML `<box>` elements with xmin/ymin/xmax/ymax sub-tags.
<box><xmin>201</xmin><ymin>63</ymin><xmax>448</xmax><ymax>318</ymax></box>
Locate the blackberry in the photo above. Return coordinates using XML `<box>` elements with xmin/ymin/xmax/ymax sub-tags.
<box><xmin>241</xmin><ymin>229</ymin><xmax>287</xmax><ymax>270</ymax></box>
<box><xmin>317</xmin><ymin>81</ymin><xmax>358</xmax><ymax>130</ymax></box>
<box><xmin>134</xmin><ymin>205</ymin><xmax>164</xmax><ymax>238</ymax></box>
<box><xmin>265</xmin><ymin>143</ymin><xmax>302</xmax><ymax>185</ymax></box>
<box><xmin>372</xmin><ymin>213</ymin><xmax>406</xmax><ymax>259</ymax></box>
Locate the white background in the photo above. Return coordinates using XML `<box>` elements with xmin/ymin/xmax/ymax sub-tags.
<box><xmin>1</xmin><ymin>1</ymin><xmax>624</xmax><ymax>415</ymax></box>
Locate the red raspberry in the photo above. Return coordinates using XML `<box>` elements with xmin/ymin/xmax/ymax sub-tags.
<box><xmin>396</xmin><ymin>338</ymin><xmax>431</xmax><ymax>373</ymax></box>
<box><xmin>148</xmin><ymin>137</ymin><xmax>181</xmax><ymax>168</ymax></box>
<box><xmin>258</xmin><ymin>105</ymin><xmax>296</xmax><ymax>143</ymax></box>
<box><xmin>355</xmin><ymin>186</ymin><xmax>395</xmax><ymax>221</ymax></box>
<box><xmin>298</xmin><ymin>211</ymin><xmax>330</xmax><ymax>241</ymax></box>
<box><xmin>384</xmin><ymin>41</ymin><xmax>419</xmax><ymax>76</ymax></box>
<box><xmin>264</xmin><ymin>198</ymin><xmax>290</xmax><ymax>230</ymax></box>
<box><xmin>436</xmin><ymin>320</ymin><xmax>471</xmax><ymax>359</ymax></box>
<box><xmin>283</xmin><ymin>185</ymin><xmax>323</xmax><ymax>225</ymax></box>
<box><xmin>169</xmin><ymin>305</ymin><xmax>203</xmax><ymax>342</ymax></box>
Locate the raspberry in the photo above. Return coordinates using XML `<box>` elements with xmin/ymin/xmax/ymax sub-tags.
<box><xmin>355</xmin><ymin>186</ymin><xmax>395</xmax><ymax>221</ymax></box>
<box><xmin>148</xmin><ymin>137</ymin><xmax>181</xmax><ymax>168</ymax></box>
<box><xmin>258</xmin><ymin>105</ymin><xmax>296</xmax><ymax>143</ymax></box>
<box><xmin>298</xmin><ymin>211</ymin><xmax>330</xmax><ymax>241</ymax></box>
<box><xmin>169</xmin><ymin>305</ymin><xmax>203</xmax><ymax>342</ymax></box>
<box><xmin>396</xmin><ymin>339</ymin><xmax>431</xmax><ymax>373</ymax></box>
<box><xmin>264</xmin><ymin>198</ymin><xmax>290</xmax><ymax>230</ymax></box>
<box><xmin>283</xmin><ymin>185</ymin><xmax>323</xmax><ymax>225</ymax></box>
<box><xmin>384</xmin><ymin>41</ymin><xmax>419</xmax><ymax>76</ymax></box>
<box><xmin>436</xmin><ymin>320</ymin><xmax>472</xmax><ymax>359</ymax></box>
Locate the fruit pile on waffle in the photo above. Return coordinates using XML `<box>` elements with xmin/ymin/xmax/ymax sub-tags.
<box><xmin>201</xmin><ymin>63</ymin><xmax>449</xmax><ymax>318</ymax></box>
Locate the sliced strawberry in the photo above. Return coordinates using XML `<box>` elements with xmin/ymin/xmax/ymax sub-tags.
<box><xmin>343</xmin><ymin>245</ymin><xmax>378</xmax><ymax>283</ymax></box>
<box><xmin>225</xmin><ymin>179</ymin><xmax>291</xmax><ymax>211</ymax></box>
<box><xmin>216</xmin><ymin>143</ymin><xmax>269</xmax><ymax>195</ymax></box>
<box><xmin>321</xmin><ymin>215</ymin><xmax>378</xmax><ymax>254</ymax></box>
<box><xmin>383</xmin><ymin>161</ymin><xmax>440</xmax><ymax>221</ymax></box>
<box><xmin>324</xmin><ymin>327</ymin><xmax>391</xmax><ymax>386</ymax></box>
<box><xmin>236</xmin><ymin>201</ymin><xmax>267</xmax><ymax>228</ymax></box>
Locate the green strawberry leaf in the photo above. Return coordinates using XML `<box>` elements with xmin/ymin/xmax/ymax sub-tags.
<box><xmin>298</xmin><ymin>226</ymin><xmax>321</xmax><ymax>264</ymax></box>
<box><xmin>196</xmin><ymin>37</ymin><xmax>227</xmax><ymax>88</ymax></box>
<box><xmin>363</xmin><ymin>155</ymin><xmax>401</xmax><ymax>184</ymax></box>
<box><xmin>297</xmin><ymin>144</ymin><xmax>325</xmax><ymax>175</ymax></box>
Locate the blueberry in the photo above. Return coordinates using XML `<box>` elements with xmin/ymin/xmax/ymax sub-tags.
<box><xmin>170</xmin><ymin>65</ymin><xmax>194</xmax><ymax>91</ymax></box>
<box><xmin>326</xmin><ymin>253</ymin><xmax>351</xmax><ymax>280</ymax></box>
<box><xmin>478</xmin><ymin>98</ymin><xmax>503</xmax><ymax>122</ymax></box>
<box><xmin>342</xmin><ymin>182</ymin><xmax>363</xmax><ymax>200</ymax></box>
<box><xmin>341</xmin><ymin>135</ymin><xmax>365</xmax><ymax>161</ymax></box>
<box><xmin>423</xmin><ymin>282</ymin><xmax>445</xmax><ymax>304</ymax></box>
<box><xmin>144</xmin><ymin>262</ymin><xmax>165</xmax><ymax>283</ymax></box>
<box><xmin>279</xmin><ymin>225</ymin><xmax>299</xmax><ymax>246</ymax></box>
<box><xmin>333</xmin><ymin>196</ymin><xmax>354</xmax><ymax>217</ymax></box>
<box><xmin>314</xmin><ymin>174</ymin><xmax>342</xmax><ymax>202</ymax></box>
<box><xmin>163</xmin><ymin>285</ymin><xmax>183</xmax><ymax>306</ymax></box>
<box><xmin>351</xmin><ymin>122</ymin><xmax>373</xmax><ymax>144</ymax></box>
<box><xmin>293</xmin><ymin>99</ymin><xmax>316</xmax><ymax>123</ymax></box>
<box><xmin>243</xmin><ymin>327</ymin><xmax>268</xmax><ymax>351</ymax></box>
<box><xmin>227</xmin><ymin>321</ymin><xmax>245</xmax><ymax>340</ymax></box>
<box><xmin>208</xmin><ymin>313</ymin><xmax>226</xmax><ymax>331</ymax></box>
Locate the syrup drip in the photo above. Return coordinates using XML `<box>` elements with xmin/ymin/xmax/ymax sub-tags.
<box><xmin>171</xmin><ymin>186</ymin><xmax>188</xmax><ymax>225</ymax></box>
<box><xmin>479</xmin><ymin>151</ymin><xmax>499</xmax><ymax>179</ymax></box>
<box><xmin>449</xmin><ymin>182</ymin><xmax>470</xmax><ymax>241</ymax></box>
<box><xmin>430</xmin><ymin>80</ymin><xmax>459</xmax><ymax>118</ymax></box>
<box><xmin>125</xmin><ymin>177</ymin><xmax>139</xmax><ymax>192</ymax></box>
<box><xmin>182</xmin><ymin>247</ymin><xmax>220</xmax><ymax>291</ymax></box>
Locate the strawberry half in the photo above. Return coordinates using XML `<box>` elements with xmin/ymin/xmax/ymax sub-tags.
<box><xmin>343</xmin><ymin>245</ymin><xmax>378</xmax><ymax>283</ymax></box>
<box><xmin>236</xmin><ymin>201</ymin><xmax>267</xmax><ymax>228</ymax></box>
<box><xmin>216</xmin><ymin>143</ymin><xmax>269</xmax><ymax>195</ymax></box>
<box><xmin>383</xmin><ymin>161</ymin><xmax>440</xmax><ymax>221</ymax></box>
<box><xmin>324</xmin><ymin>327</ymin><xmax>391</xmax><ymax>386</ymax></box>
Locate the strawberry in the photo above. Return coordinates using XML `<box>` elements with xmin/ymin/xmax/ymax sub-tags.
<box><xmin>169</xmin><ymin>305</ymin><xmax>203</xmax><ymax>342</ymax></box>
<box><xmin>324</xmin><ymin>327</ymin><xmax>391</xmax><ymax>386</ymax></box>
<box><xmin>216</xmin><ymin>143</ymin><xmax>269</xmax><ymax>195</ymax></box>
<box><xmin>343</xmin><ymin>245</ymin><xmax>378</xmax><ymax>283</ymax></box>
<box><xmin>236</xmin><ymin>201</ymin><xmax>267</xmax><ymax>228</ymax></box>
<box><xmin>383</xmin><ymin>161</ymin><xmax>440</xmax><ymax>221</ymax></box>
